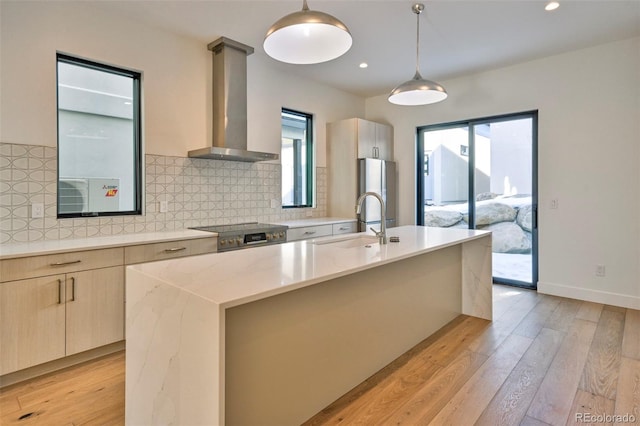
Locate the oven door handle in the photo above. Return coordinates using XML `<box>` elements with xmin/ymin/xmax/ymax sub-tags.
<box><xmin>245</xmin><ymin>240</ymin><xmax>268</xmax><ymax>245</ymax></box>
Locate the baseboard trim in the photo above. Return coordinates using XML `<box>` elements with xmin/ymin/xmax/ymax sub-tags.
<box><xmin>538</xmin><ymin>281</ymin><xmax>640</xmax><ymax>310</ymax></box>
<box><xmin>0</xmin><ymin>341</ymin><xmax>125</xmax><ymax>388</ymax></box>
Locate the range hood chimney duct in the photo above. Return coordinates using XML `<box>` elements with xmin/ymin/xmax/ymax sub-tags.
<box><xmin>188</xmin><ymin>37</ymin><xmax>279</xmax><ymax>162</ymax></box>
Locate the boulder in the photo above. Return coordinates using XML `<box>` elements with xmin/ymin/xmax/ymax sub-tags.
<box><xmin>483</xmin><ymin>222</ymin><xmax>531</xmax><ymax>254</ymax></box>
<box><xmin>449</xmin><ymin>221</ymin><xmax>470</xmax><ymax>229</ymax></box>
<box><xmin>476</xmin><ymin>192</ymin><xmax>497</xmax><ymax>201</ymax></box>
<box><xmin>464</xmin><ymin>202</ymin><xmax>517</xmax><ymax>226</ymax></box>
<box><xmin>424</xmin><ymin>210</ymin><xmax>463</xmax><ymax>227</ymax></box>
<box><xmin>516</xmin><ymin>204</ymin><xmax>533</xmax><ymax>232</ymax></box>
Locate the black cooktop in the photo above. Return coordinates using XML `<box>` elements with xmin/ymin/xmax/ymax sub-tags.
<box><xmin>190</xmin><ymin>222</ymin><xmax>287</xmax><ymax>235</ymax></box>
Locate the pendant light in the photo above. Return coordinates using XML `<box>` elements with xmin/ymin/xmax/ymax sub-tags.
<box><xmin>388</xmin><ymin>3</ymin><xmax>447</xmax><ymax>106</ymax></box>
<box><xmin>263</xmin><ymin>0</ymin><xmax>352</xmax><ymax>64</ymax></box>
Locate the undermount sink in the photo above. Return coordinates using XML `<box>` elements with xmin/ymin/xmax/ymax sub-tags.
<box><xmin>314</xmin><ymin>234</ymin><xmax>379</xmax><ymax>248</ymax></box>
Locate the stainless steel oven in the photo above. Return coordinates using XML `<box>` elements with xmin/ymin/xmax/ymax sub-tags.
<box><xmin>190</xmin><ymin>222</ymin><xmax>288</xmax><ymax>252</ymax></box>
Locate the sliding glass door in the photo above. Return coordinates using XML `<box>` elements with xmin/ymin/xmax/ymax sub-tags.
<box><xmin>417</xmin><ymin>112</ymin><xmax>538</xmax><ymax>289</ymax></box>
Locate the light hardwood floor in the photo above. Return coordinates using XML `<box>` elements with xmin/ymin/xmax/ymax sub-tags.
<box><xmin>0</xmin><ymin>351</ymin><xmax>124</xmax><ymax>425</ymax></box>
<box><xmin>1</xmin><ymin>285</ymin><xmax>639</xmax><ymax>425</ymax></box>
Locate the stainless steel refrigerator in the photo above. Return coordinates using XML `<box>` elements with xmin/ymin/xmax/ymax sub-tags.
<box><xmin>357</xmin><ymin>158</ymin><xmax>397</xmax><ymax>232</ymax></box>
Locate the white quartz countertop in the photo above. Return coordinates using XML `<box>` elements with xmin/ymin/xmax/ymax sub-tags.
<box><xmin>127</xmin><ymin>225</ymin><xmax>490</xmax><ymax>309</ymax></box>
<box><xmin>0</xmin><ymin>229</ymin><xmax>215</xmax><ymax>259</ymax></box>
<box><xmin>272</xmin><ymin>217</ymin><xmax>356</xmax><ymax>228</ymax></box>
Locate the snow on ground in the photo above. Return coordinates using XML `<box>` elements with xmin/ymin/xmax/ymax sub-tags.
<box><xmin>493</xmin><ymin>252</ymin><xmax>532</xmax><ymax>283</ymax></box>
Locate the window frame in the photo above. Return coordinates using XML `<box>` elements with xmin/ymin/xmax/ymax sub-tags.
<box><xmin>281</xmin><ymin>108</ymin><xmax>313</xmax><ymax>209</ymax></box>
<box><xmin>56</xmin><ymin>53</ymin><xmax>143</xmax><ymax>218</ymax></box>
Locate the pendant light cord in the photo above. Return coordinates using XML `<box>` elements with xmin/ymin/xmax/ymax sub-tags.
<box><xmin>413</xmin><ymin>3</ymin><xmax>425</xmax><ymax>79</ymax></box>
<box><xmin>415</xmin><ymin>8</ymin><xmax>420</xmax><ymax>76</ymax></box>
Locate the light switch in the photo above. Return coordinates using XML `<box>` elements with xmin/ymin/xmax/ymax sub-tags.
<box><xmin>159</xmin><ymin>200</ymin><xmax>168</xmax><ymax>213</ymax></box>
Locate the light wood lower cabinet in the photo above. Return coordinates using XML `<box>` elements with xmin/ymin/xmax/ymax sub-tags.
<box><xmin>124</xmin><ymin>237</ymin><xmax>217</xmax><ymax>264</ymax></box>
<box><xmin>0</xmin><ymin>266</ymin><xmax>125</xmax><ymax>375</ymax></box>
<box><xmin>332</xmin><ymin>222</ymin><xmax>358</xmax><ymax>235</ymax></box>
<box><xmin>0</xmin><ymin>237</ymin><xmax>216</xmax><ymax>378</ymax></box>
<box><xmin>0</xmin><ymin>275</ymin><xmax>67</xmax><ymax>375</ymax></box>
<box><xmin>287</xmin><ymin>225</ymin><xmax>333</xmax><ymax>242</ymax></box>
<box><xmin>0</xmin><ymin>247</ymin><xmax>123</xmax><ymax>283</ymax></box>
<box><xmin>287</xmin><ymin>222</ymin><xmax>357</xmax><ymax>242</ymax></box>
<box><xmin>0</xmin><ymin>247</ymin><xmax>125</xmax><ymax>376</ymax></box>
<box><xmin>65</xmin><ymin>266</ymin><xmax>124</xmax><ymax>356</ymax></box>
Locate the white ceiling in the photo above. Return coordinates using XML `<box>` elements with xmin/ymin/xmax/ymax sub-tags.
<box><xmin>94</xmin><ymin>0</ymin><xmax>640</xmax><ymax>98</ymax></box>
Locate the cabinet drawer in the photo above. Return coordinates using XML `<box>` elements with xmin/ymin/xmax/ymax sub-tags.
<box><xmin>332</xmin><ymin>222</ymin><xmax>357</xmax><ymax>235</ymax></box>
<box><xmin>0</xmin><ymin>247</ymin><xmax>124</xmax><ymax>283</ymax></box>
<box><xmin>124</xmin><ymin>237</ymin><xmax>217</xmax><ymax>264</ymax></box>
<box><xmin>184</xmin><ymin>237</ymin><xmax>218</xmax><ymax>256</ymax></box>
<box><xmin>287</xmin><ymin>225</ymin><xmax>332</xmax><ymax>242</ymax></box>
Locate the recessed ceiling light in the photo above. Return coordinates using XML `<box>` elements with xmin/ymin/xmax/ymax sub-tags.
<box><xmin>545</xmin><ymin>1</ymin><xmax>560</xmax><ymax>11</ymax></box>
<box><xmin>359</xmin><ymin>62</ymin><xmax>368</xmax><ymax>69</ymax></box>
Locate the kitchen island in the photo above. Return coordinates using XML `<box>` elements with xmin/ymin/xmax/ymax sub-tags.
<box><xmin>125</xmin><ymin>225</ymin><xmax>492</xmax><ymax>425</ymax></box>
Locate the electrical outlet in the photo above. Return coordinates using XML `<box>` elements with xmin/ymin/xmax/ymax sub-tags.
<box><xmin>306</xmin><ymin>210</ymin><xmax>313</xmax><ymax>217</ymax></box>
<box><xmin>159</xmin><ymin>200</ymin><xmax>168</xmax><ymax>213</ymax></box>
<box><xmin>31</xmin><ymin>203</ymin><xmax>44</xmax><ymax>218</ymax></box>
<box><xmin>270</xmin><ymin>199</ymin><xmax>278</xmax><ymax>209</ymax></box>
<box><xmin>550</xmin><ymin>199</ymin><xmax>559</xmax><ymax>209</ymax></box>
<box><xmin>596</xmin><ymin>264</ymin><xmax>606</xmax><ymax>277</ymax></box>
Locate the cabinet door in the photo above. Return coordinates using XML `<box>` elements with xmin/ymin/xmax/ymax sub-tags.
<box><xmin>356</xmin><ymin>119</ymin><xmax>377</xmax><ymax>158</ymax></box>
<box><xmin>375</xmin><ymin>123</ymin><xmax>394</xmax><ymax>161</ymax></box>
<box><xmin>65</xmin><ymin>266</ymin><xmax>124</xmax><ymax>355</ymax></box>
<box><xmin>0</xmin><ymin>275</ymin><xmax>66</xmax><ymax>375</ymax></box>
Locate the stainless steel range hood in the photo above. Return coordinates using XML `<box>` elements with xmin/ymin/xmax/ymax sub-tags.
<box><xmin>188</xmin><ymin>37</ymin><xmax>279</xmax><ymax>162</ymax></box>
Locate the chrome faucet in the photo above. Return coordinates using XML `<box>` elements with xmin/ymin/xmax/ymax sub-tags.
<box><xmin>355</xmin><ymin>192</ymin><xmax>387</xmax><ymax>245</ymax></box>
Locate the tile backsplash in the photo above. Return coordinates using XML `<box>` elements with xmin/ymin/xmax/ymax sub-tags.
<box><xmin>0</xmin><ymin>143</ymin><xmax>327</xmax><ymax>244</ymax></box>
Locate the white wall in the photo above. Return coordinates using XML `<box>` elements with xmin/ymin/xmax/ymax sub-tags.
<box><xmin>0</xmin><ymin>1</ymin><xmax>364</xmax><ymax>167</ymax></box>
<box><xmin>366</xmin><ymin>37</ymin><xmax>640</xmax><ymax>308</ymax></box>
<box><xmin>489</xmin><ymin>120</ymin><xmax>532</xmax><ymax>196</ymax></box>
<box><xmin>430</xmin><ymin>139</ymin><xmax>469</xmax><ymax>204</ymax></box>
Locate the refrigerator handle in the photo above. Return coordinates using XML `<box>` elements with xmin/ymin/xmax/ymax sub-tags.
<box><xmin>381</xmin><ymin>160</ymin><xmax>386</xmax><ymax>203</ymax></box>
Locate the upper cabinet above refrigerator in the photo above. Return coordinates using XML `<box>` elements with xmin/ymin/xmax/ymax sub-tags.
<box><xmin>327</xmin><ymin>118</ymin><xmax>395</xmax><ymax>219</ymax></box>
<box><xmin>327</xmin><ymin>118</ymin><xmax>394</xmax><ymax>161</ymax></box>
<box><xmin>355</xmin><ymin>119</ymin><xmax>394</xmax><ymax>161</ymax></box>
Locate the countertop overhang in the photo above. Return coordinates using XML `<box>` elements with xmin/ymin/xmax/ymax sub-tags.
<box><xmin>127</xmin><ymin>225</ymin><xmax>491</xmax><ymax>309</ymax></box>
